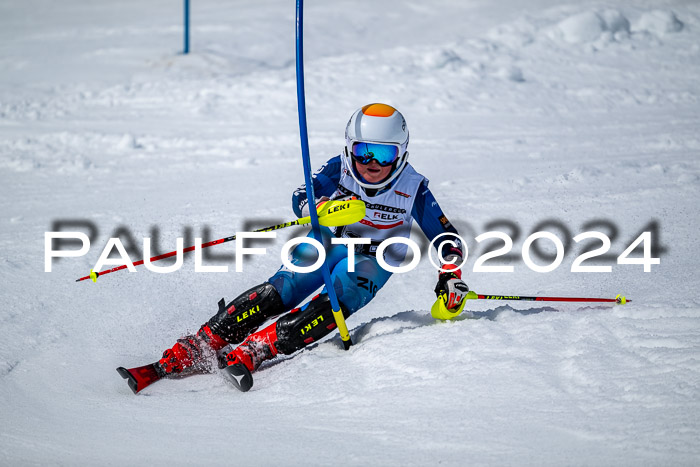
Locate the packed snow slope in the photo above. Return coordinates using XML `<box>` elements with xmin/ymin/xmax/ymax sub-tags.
<box><xmin>1</xmin><ymin>0</ymin><xmax>700</xmax><ymax>465</ymax></box>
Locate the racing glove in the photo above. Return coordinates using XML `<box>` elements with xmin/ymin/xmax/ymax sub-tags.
<box><xmin>434</xmin><ymin>263</ymin><xmax>469</xmax><ymax>310</ymax></box>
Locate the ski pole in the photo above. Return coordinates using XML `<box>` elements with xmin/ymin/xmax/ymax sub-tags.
<box><xmin>465</xmin><ymin>292</ymin><xmax>629</xmax><ymax>304</ymax></box>
<box><xmin>431</xmin><ymin>291</ymin><xmax>628</xmax><ymax>320</ymax></box>
<box><xmin>76</xmin><ymin>199</ymin><xmax>365</xmax><ymax>283</ymax></box>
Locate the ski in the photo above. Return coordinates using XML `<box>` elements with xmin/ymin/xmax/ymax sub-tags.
<box><xmin>118</xmin><ymin>362</ymin><xmax>254</xmax><ymax>394</ymax></box>
<box><xmin>117</xmin><ymin>363</ymin><xmax>163</xmax><ymax>394</ymax></box>
<box><xmin>222</xmin><ymin>363</ymin><xmax>254</xmax><ymax>392</ymax></box>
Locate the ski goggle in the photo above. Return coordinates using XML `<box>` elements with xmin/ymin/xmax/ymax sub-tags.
<box><xmin>351</xmin><ymin>142</ymin><xmax>400</xmax><ymax>167</ymax></box>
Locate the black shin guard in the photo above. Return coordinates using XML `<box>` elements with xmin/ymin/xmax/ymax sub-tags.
<box><xmin>275</xmin><ymin>295</ymin><xmax>349</xmax><ymax>355</ymax></box>
<box><xmin>207</xmin><ymin>283</ymin><xmax>285</xmax><ymax>345</ymax></box>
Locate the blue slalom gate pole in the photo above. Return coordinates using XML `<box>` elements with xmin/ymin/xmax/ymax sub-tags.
<box><xmin>183</xmin><ymin>0</ymin><xmax>190</xmax><ymax>54</ymax></box>
<box><xmin>295</xmin><ymin>0</ymin><xmax>352</xmax><ymax>350</ymax></box>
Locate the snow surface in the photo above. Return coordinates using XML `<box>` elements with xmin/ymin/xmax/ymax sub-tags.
<box><xmin>2</xmin><ymin>0</ymin><xmax>700</xmax><ymax>465</ymax></box>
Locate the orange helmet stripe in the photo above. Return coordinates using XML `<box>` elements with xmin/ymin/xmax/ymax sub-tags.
<box><xmin>361</xmin><ymin>103</ymin><xmax>396</xmax><ymax>117</ymax></box>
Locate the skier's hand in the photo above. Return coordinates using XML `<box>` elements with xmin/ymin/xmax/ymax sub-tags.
<box><xmin>434</xmin><ymin>264</ymin><xmax>469</xmax><ymax>310</ymax></box>
<box><xmin>301</xmin><ymin>197</ymin><xmax>330</xmax><ymax>217</ymax></box>
<box><xmin>315</xmin><ymin>196</ymin><xmax>330</xmax><ymax>210</ymax></box>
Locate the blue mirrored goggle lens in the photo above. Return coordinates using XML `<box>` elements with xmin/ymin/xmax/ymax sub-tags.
<box><xmin>351</xmin><ymin>142</ymin><xmax>399</xmax><ymax>167</ymax></box>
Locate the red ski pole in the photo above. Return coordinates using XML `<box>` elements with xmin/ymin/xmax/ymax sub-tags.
<box><xmin>76</xmin><ymin>199</ymin><xmax>365</xmax><ymax>283</ymax></box>
<box><xmin>431</xmin><ymin>291</ymin><xmax>629</xmax><ymax>320</ymax></box>
<box><xmin>467</xmin><ymin>292</ymin><xmax>629</xmax><ymax>304</ymax></box>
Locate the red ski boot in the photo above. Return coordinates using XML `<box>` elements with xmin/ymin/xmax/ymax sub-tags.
<box><xmin>159</xmin><ymin>324</ymin><xmax>228</xmax><ymax>376</ymax></box>
<box><xmin>222</xmin><ymin>321</ymin><xmax>280</xmax><ymax>392</ymax></box>
<box><xmin>118</xmin><ymin>324</ymin><xmax>228</xmax><ymax>394</ymax></box>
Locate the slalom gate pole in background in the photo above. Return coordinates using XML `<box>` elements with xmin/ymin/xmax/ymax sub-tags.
<box><xmin>183</xmin><ymin>0</ymin><xmax>190</xmax><ymax>54</ymax></box>
<box><xmin>75</xmin><ymin>199</ymin><xmax>365</xmax><ymax>283</ymax></box>
<box><xmin>295</xmin><ymin>0</ymin><xmax>353</xmax><ymax>350</ymax></box>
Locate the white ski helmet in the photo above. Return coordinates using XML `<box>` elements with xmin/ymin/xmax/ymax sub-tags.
<box><xmin>344</xmin><ymin>103</ymin><xmax>409</xmax><ymax>190</ymax></box>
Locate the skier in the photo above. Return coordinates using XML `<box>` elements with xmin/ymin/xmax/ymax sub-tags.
<box><xmin>118</xmin><ymin>103</ymin><xmax>469</xmax><ymax>393</ymax></box>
